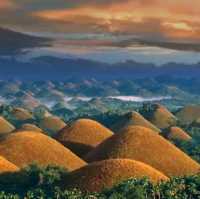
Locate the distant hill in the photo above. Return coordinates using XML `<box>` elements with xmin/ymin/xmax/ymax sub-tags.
<box><xmin>0</xmin><ymin>56</ymin><xmax>200</xmax><ymax>81</ymax></box>
<box><xmin>111</xmin><ymin>111</ymin><xmax>160</xmax><ymax>133</ymax></box>
<box><xmin>0</xmin><ymin>27</ymin><xmax>200</xmax><ymax>83</ymax></box>
<box><xmin>0</xmin><ymin>116</ymin><xmax>15</xmax><ymax>135</ymax></box>
<box><xmin>164</xmin><ymin>127</ymin><xmax>192</xmax><ymax>142</ymax></box>
<box><xmin>0</xmin><ymin>27</ymin><xmax>50</xmax><ymax>55</ymax></box>
<box><xmin>142</xmin><ymin>104</ymin><xmax>177</xmax><ymax>129</ymax></box>
<box><xmin>175</xmin><ymin>105</ymin><xmax>200</xmax><ymax>125</ymax></box>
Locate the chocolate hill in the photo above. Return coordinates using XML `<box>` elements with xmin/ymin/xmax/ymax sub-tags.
<box><xmin>112</xmin><ymin>111</ymin><xmax>160</xmax><ymax>133</ymax></box>
<box><xmin>0</xmin><ymin>131</ymin><xmax>86</xmax><ymax>171</ymax></box>
<box><xmin>56</xmin><ymin>119</ymin><xmax>114</xmax><ymax>157</ymax></box>
<box><xmin>175</xmin><ymin>105</ymin><xmax>200</xmax><ymax>125</ymax></box>
<box><xmin>144</xmin><ymin>104</ymin><xmax>177</xmax><ymax>129</ymax></box>
<box><xmin>0</xmin><ymin>116</ymin><xmax>15</xmax><ymax>135</ymax></box>
<box><xmin>63</xmin><ymin>159</ymin><xmax>168</xmax><ymax>192</ymax></box>
<box><xmin>12</xmin><ymin>107</ymin><xmax>33</xmax><ymax>121</ymax></box>
<box><xmin>18</xmin><ymin>123</ymin><xmax>43</xmax><ymax>132</ymax></box>
<box><xmin>39</xmin><ymin>116</ymin><xmax>66</xmax><ymax>134</ymax></box>
<box><xmin>12</xmin><ymin>92</ymin><xmax>40</xmax><ymax>110</ymax></box>
<box><xmin>86</xmin><ymin>126</ymin><xmax>200</xmax><ymax>177</ymax></box>
<box><xmin>164</xmin><ymin>127</ymin><xmax>192</xmax><ymax>141</ymax></box>
<box><xmin>0</xmin><ymin>156</ymin><xmax>19</xmax><ymax>173</ymax></box>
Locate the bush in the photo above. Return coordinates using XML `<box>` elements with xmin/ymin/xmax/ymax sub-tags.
<box><xmin>0</xmin><ymin>164</ymin><xmax>67</xmax><ymax>196</ymax></box>
<box><xmin>0</xmin><ymin>164</ymin><xmax>199</xmax><ymax>199</ymax></box>
<box><xmin>172</xmin><ymin>137</ymin><xmax>200</xmax><ymax>163</ymax></box>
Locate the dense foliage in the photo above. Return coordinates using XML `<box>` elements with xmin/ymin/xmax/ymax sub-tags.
<box><xmin>173</xmin><ymin>126</ymin><xmax>200</xmax><ymax>163</ymax></box>
<box><xmin>0</xmin><ymin>164</ymin><xmax>199</xmax><ymax>199</ymax></box>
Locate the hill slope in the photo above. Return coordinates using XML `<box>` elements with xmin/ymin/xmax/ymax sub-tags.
<box><xmin>19</xmin><ymin>124</ymin><xmax>43</xmax><ymax>132</ymax></box>
<box><xmin>112</xmin><ymin>111</ymin><xmax>160</xmax><ymax>133</ymax></box>
<box><xmin>39</xmin><ymin>116</ymin><xmax>66</xmax><ymax>135</ymax></box>
<box><xmin>0</xmin><ymin>156</ymin><xmax>19</xmax><ymax>173</ymax></box>
<box><xmin>143</xmin><ymin>104</ymin><xmax>177</xmax><ymax>129</ymax></box>
<box><xmin>56</xmin><ymin>119</ymin><xmax>114</xmax><ymax>157</ymax></box>
<box><xmin>63</xmin><ymin>159</ymin><xmax>168</xmax><ymax>192</ymax></box>
<box><xmin>86</xmin><ymin>126</ymin><xmax>200</xmax><ymax>177</ymax></box>
<box><xmin>0</xmin><ymin>131</ymin><xmax>86</xmax><ymax>171</ymax></box>
<box><xmin>164</xmin><ymin>127</ymin><xmax>192</xmax><ymax>141</ymax></box>
<box><xmin>11</xmin><ymin>107</ymin><xmax>33</xmax><ymax>121</ymax></box>
<box><xmin>0</xmin><ymin>116</ymin><xmax>15</xmax><ymax>135</ymax></box>
<box><xmin>175</xmin><ymin>105</ymin><xmax>200</xmax><ymax>125</ymax></box>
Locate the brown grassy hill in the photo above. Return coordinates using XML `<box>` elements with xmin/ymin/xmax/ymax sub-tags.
<box><xmin>147</xmin><ymin>104</ymin><xmax>177</xmax><ymax>129</ymax></box>
<box><xmin>39</xmin><ymin>116</ymin><xmax>66</xmax><ymax>134</ymax></box>
<box><xmin>12</xmin><ymin>107</ymin><xmax>33</xmax><ymax>121</ymax></box>
<box><xmin>112</xmin><ymin>111</ymin><xmax>160</xmax><ymax>133</ymax></box>
<box><xmin>175</xmin><ymin>105</ymin><xmax>200</xmax><ymax>125</ymax></box>
<box><xmin>13</xmin><ymin>93</ymin><xmax>40</xmax><ymax>110</ymax></box>
<box><xmin>164</xmin><ymin>127</ymin><xmax>192</xmax><ymax>141</ymax></box>
<box><xmin>86</xmin><ymin>126</ymin><xmax>200</xmax><ymax>177</ymax></box>
<box><xmin>19</xmin><ymin>123</ymin><xmax>43</xmax><ymax>132</ymax></box>
<box><xmin>0</xmin><ymin>156</ymin><xmax>19</xmax><ymax>173</ymax></box>
<box><xmin>63</xmin><ymin>159</ymin><xmax>168</xmax><ymax>192</ymax></box>
<box><xmin>56</xmin><ymin>119</ymin><xmax>114</xmax><ymax>157</ymax></box>
<box><xmin>0</xmin><ymin>131</ymin><xmax>86</xmax><ymax>171</ymax></box>
<box><xmin>0</xmin><ymin>116</ymin><xmax>15</xmax><ymax>135</ymax></box>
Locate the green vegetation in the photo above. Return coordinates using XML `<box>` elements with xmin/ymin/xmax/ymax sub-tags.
<box><xmin>0</xmin><ymin>164</ymin><xmax>199</xmax><ymax>199</ymax></box>
<box><xmin>0</xmin><ymin>82</ymin><xmax>200</xmax><ymax>199</ymax></box>
<box><xmin>172</xmin><ymin>126</ymin><xmax>200</xmax><ymax>163</ymax></box>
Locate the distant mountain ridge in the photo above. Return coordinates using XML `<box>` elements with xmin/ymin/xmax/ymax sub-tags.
<box><xmin>0</xmin><ymin>27</ymin><xmax>200</xmax><ymax>82</ymax></box>
<box><xmin>0</xmin><ymin>27</ymin><xmax>51</xmax><ymax>55</ymax></box>
<box><xmin>0</xmin><ymin>56</ymin><xmax>199</xmax><ymax>80</ymax></box>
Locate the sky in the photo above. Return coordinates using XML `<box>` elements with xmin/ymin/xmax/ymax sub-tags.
<box><xmin>1</xmin><ymin>0</ymin><xmax>200</xmax><ymax>65</ymax></box>
<box><xmin>1</xmin><ymin>0</ymin><xmax>200</xmax><ymax>43</ymax></box>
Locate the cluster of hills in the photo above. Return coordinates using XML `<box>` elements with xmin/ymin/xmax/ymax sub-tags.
<box><xmin>0</xmin><ymin>79</ymin><xmax>199</xmax><ymax>115</ymax></box>
<box><xmin>0</xmin><ymin>101</ymin><xmax>199</xmax><ymax>194</ymax></box>
<box><xmin>0</xmin><ymin>27</ymin><xmax>200</xmax><ymax>197</ymax></box>
<box><xmin>0</xmin><ymin>80</ymin><xmax>200</xmax><ymax>136</ymax></box>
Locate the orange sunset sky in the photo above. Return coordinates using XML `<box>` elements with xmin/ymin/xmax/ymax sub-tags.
<box><xmin>0</xmin><ymin>0</ymin><xmax>200</xmax><ymax>42</ymax></box>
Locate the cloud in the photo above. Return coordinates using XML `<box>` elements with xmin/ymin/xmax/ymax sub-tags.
<box><xmin>1</xmin><ymin>0</ymin><xmax>200</xmax><ymax>43</ymax></box>
<box><xmin>0</xmin><ymin>0</ymin><xmax>16</xmax><ymax>10</ymax></box>
<box><xmin>32</xmin><ymin>1</ymin><xmax>200</xmax><ymax>42</ymax></box>
<box><xmin>9</xmin><ymin>0</ymin><xmax>129</xmax><ymax>11</ymax></box>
